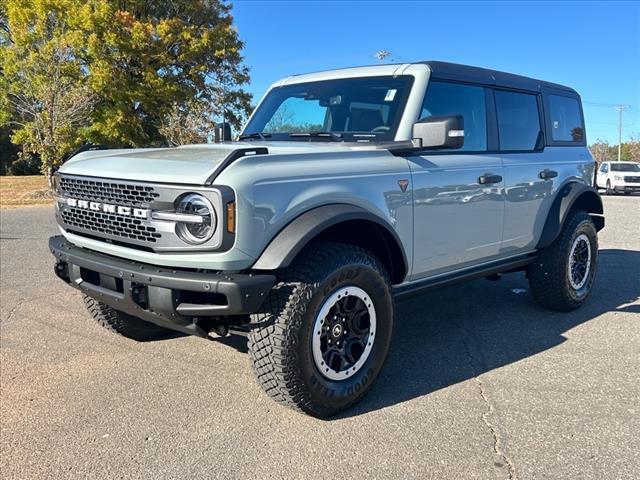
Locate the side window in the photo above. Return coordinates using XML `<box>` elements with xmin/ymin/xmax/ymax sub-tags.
<box><xmin>420</xmin><ymin>81</ymin><xmax>487</xmax><ymax>151</ymax></box>
<box><xmin>548</xmin><ymin>94</ymin><xmax>585</xmax><ymax>142</ymax></box>
<box><xmin>495</xmin><ymin>90</ymin><xmax>541</xmax><ymax>152</ymax></box>
<box><xmin>600</xmin><ymin>163</ymin><xmax>608</xmax><ymax>173</ymax></box>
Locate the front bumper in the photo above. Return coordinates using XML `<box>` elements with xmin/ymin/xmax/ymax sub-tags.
<box><xmin>613</xmin><ymin>184</ymin><xmax>640</xmax><ymax>192</ymax></box>
<box><xmin>49</xmin><ymin>236</ymin><xmax>275</xmax><ymax>337</ymax></box>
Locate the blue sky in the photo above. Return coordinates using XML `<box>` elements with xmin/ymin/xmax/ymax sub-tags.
<box><xmin>232</xmin><ymin>0</ymin><xmax>640</xmax><ymax>144</ymax></box>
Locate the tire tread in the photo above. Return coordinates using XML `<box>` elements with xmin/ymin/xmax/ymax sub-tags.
<box><xmin>83</xmin><ymin>296</ymin><xmax>173</xmax><ymax>341</ymax></box>
<box><xmin>529</xmin><ymin>210</ymin><xmax>597</xmax><ymax>311</ymax></box>
<box><xmin>247</xmin><ymin>242</ymin><xmax>392</xmax><ymax>417</ymax></box>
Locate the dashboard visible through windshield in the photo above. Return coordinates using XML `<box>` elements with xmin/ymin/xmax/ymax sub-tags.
<box><xmin>241</xmin><ymin>75</ymin><xmax>414</xmax><ymax>142</ymax></box>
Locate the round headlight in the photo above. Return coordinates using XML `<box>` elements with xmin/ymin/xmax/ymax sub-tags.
<box><xmin>175</xmin><ymin>193</ymin><xmax>216</xmax><ymax>244</ymax></box>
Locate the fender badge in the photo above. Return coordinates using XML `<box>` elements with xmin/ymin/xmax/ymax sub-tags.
<box><xmin>398</xmin><ymin>179</ymin><xmax>409</xmax><ymax>192</ymax></box>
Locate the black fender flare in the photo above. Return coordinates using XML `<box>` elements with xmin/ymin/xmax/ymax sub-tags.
<box><xmin>537</xmin><ymin>182</ymin><xmax>604</xmax><ymax>249</ymax></box>
<box><xmin>252</xmin><ymin>204</ymin><xmax>408</xmax><ymax>279</ymax></box>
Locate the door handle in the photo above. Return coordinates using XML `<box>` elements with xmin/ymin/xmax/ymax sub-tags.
<box><xmin>478</xmin><ymin>174</ymin><xmax>503</xmax><ymax>185</ymax></box>
<box><xmin>539</xmin><ymin>169</ymin><xmax>558</xmax><ymax>180</ymax></box>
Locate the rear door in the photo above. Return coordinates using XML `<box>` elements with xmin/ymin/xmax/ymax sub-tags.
<box><xmin>497</xmin><ymin>89</ymin><xmax>559</xmax><ymax>253</ymax></box>
<box><xmin>408</xmin><ymin>81</ymin><xmax>505</xmax><ymax>280</ymax></box>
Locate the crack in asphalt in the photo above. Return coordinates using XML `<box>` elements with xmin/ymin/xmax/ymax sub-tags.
<box><xmin>457</xmin><ymin>325</ymin><xmax>518</xmax><ymax>480</ymax></box>
<box><xmin>1</xmin><ymin>293</ymin><xmax>60</xmax><ymax>323</ymax></box>
<box><xmin>3</xmin><ymin>297</ymin><xmax>29</xmax><ymax>323</ymax></box>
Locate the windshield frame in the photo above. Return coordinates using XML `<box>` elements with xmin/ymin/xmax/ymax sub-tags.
<box><xmin>241</xmin><ymin>75</ymin><xmax>415</xmax><ymax>143</ymax></box>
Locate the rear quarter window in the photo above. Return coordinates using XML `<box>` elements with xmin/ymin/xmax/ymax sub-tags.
<box><xmin>494</xmin><ymin>90</ymin><xmax>541</xmax><ymax>152</ymax></box>
<box><xmin>548</xmin><ymin>95</ymin><xmax>585</xmax><ymax>143</ymax></box>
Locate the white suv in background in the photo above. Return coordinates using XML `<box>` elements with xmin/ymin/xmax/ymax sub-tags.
<box><xmin>596</xmin><ymin>161</ymin><xmax>640</xmax><ymax>195</ymax></box>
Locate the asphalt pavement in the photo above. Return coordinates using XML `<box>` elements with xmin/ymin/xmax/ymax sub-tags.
<box><xmin>1</xmin><ymin>196</ymin><xmax>639</xmax><ymax>479</ymax></box>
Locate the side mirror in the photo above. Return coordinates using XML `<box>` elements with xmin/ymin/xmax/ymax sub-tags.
<box><xmin>412</xmin><ymin>115</ymin><xmax>464</xmax><ymax>150</ymax></box>
<box><xmin>215</xmin><ymin>122</ymin><xmax>232</xmax><ymax>143</ymax></box>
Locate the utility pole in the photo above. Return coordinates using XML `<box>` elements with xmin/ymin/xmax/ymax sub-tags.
<box><xmin>614</xmin><ymin>105</ymin><xmax>629</xmax><ymax>161</ymax></box>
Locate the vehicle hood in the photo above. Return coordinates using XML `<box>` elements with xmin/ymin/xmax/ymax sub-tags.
<box><xmin>58</xmin><ymin>142</ymin><xmax>380</xmax><ymax>185</ymax></box>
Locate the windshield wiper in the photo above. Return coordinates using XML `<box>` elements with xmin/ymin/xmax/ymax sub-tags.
<box><xmin>238</xmin><ymin>132</ymin><xmax>271</xmax><ymax>141</ymax></box>
<box><xmin>289</xmin><ymin>131</ymin><xmax>343</xmax><ymax>141</ymax></box>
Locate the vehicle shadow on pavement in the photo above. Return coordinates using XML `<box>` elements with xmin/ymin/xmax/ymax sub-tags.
<box><xmin>337</xmin><ymin>248</ymin><xmax>640</xmax><ymax>419</ymax></box>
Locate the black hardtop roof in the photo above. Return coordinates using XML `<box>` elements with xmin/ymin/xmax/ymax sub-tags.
<box><xmin>421</xmin><ymin>61</ymin><xmax>578</xmax><ymax>95</ymax></box>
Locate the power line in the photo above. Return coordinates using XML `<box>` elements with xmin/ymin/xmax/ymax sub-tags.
<box><xmin>584</xmin><ymin>101</ymin><xmax>639</xmax><ymax>109</ymax></box>
<box><xmin>584</xmin><ymin>101</ymin><xmax>619</xmax><ymax>107</ymax></box>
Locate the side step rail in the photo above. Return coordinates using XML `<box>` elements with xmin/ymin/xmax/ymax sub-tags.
<box><xmin>394</xmin><ymin>254</ymin><xmax>536</xmax><ymax>298</ymax></box>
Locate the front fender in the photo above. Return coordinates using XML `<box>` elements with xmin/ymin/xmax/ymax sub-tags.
<box><xmin>537</xmin><ymin>183</ymin><xmax>604</xmax><ymax>249</ymax></box>
<box><xmin>252</xmin><ymin>204</ymin><xmax>408</xmax><ymax>274</ymax></box>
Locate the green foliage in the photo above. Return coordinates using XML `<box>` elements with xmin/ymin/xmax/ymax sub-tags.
<box><xmin>82</xmin><ymin>1</ymin><xmax>252</xmax><ymax>146</ymax></box>
<box><xmin>0</xmin><ymin>0</ymin><xmax>251</xmax><ymax>174</ymax></box>
<box><xmin>0</xmin><ymin>125</ymin><xmax>20</xmax><ymax>174</ymax></box>
<box><xmin>6</xmin><ymin>152</ymin><xmax>41</xmax><ymax>175</ymax></box>
<box><xmin>589</xmin><ymin>138</ymin><xmax>640</xmax><ymax>163</ymax></box>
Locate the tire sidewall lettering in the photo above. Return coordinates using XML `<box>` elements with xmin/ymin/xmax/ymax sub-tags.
<box><xmin>309</xmin><ymin>367</ymin><xmax>375</xmax><ymax>400</ymax></box>
<box><xmin>322</xmin><ymin>267</ymin><xmax>361</xmax><ymax>296</ymax></box>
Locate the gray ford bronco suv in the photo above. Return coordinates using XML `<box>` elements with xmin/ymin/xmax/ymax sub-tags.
<box><xmin>50</xmin><ymin>61</ymin><xmax>604</xmax><ymax>417</ymax></box>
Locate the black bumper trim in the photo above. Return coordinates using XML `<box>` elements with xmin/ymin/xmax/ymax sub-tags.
<box><xmin>49</xmin><ymin>236</ymin><xmax>275</xmax><ymax>337</ymax></box>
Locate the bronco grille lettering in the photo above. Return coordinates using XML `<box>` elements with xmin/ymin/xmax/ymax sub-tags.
<box><xmin>61</xmin><ymin>197</ymin><xmax>148</xmax><ymax>219</ymax></box>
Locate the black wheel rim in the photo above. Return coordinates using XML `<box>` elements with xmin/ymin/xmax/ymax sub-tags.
<box><xmin>312</xmin><ymin>286</ymin><xmax>376</xmax><ymax>381</ymax></box>
<box><xmin>568</xmin><ymin>234</ymin><xmax>592</xmax><ymax>290</ymax></box>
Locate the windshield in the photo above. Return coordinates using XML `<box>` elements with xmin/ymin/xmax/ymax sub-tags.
<box><xmin>242</xmin><ymin>76</ymin><xmax>414</xmax><ymax>142</ymax></box>
<box><xmin>610</xmin><ymin>163</ymin><xmax>640</xmax><ymax>172</ymax></box>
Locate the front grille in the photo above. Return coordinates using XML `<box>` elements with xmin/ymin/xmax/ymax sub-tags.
<box><xmin>55</xmin><ymin>173</ymin><xmax>229</xmax><ymax>252</ymax></box>
<box><xmin>62</xmin><ymin>207</ymin><xmax>162</xmax><ymax>243</ymax></box>
<box><xmin>59</xmin><ymin>176</ymin><xmax>160</xmax><ymax>207</ymax></box>
<box><xmin>624</xmin><ymin>176</ymin><xmax>640</xmax><ymax>183</ymax></box>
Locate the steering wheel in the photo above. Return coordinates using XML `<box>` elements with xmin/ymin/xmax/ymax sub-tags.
<box><xmin>371</xmin><ymin>126</ymin><xmax>390</xmax><ymax>133</ymax></box>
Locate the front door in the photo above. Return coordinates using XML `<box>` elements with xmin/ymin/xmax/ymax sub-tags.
<box><xmin>409</xmin><ymin>153</ymin><xmax>504</xmax><ymax>279</ymax></box>
<box><xmin>408</xmin><ymin>81</ymin><xmax>504</xmax><ymax>280</ymax></box>
<box><xmin>596</xmin><ymin>162</ymin><xmax>608</xmax><ymax>189</ymax></box>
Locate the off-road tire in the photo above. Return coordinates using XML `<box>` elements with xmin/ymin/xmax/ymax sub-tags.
<box><xmin>528</xmin><ymin>210</ymin><xmax>598</xmax><ymax>311</ymax></box>
<box><xmin>248</xmin><ymin>242</ymin><xmax>394</xmax><ymax>418</ymax></box>
<box><xmin>84</xmin><ymin>296</ymin><xmax>174</xmax><ymax>341</ymax></box>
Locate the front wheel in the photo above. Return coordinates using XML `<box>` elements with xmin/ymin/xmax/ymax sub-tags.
<box><xmin>248</xmin><ymin>242</ymin><xmax>394</xmax><ymax>418</ymax></box>
<box><xmin>528</xmin><ymin>210</ymin><xmax>598</xmax><ymax>311</ymax></box>
<box><xmin>606</xmin><ymin>180</ymin><xmax>613</xmax><ymax>195</ymax></box>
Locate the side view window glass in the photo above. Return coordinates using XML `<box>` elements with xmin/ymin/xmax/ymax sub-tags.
<box><xmin>600</xmin><ymin>163</ymin><xmax>608</xmax><ymax>173</ymax></box>
<box><xmin>495</xmin><ymin>90</ymin><xmax>541</xmax><ymax>152</ymax></box>
<box><xmin>420</xmin><ymin>81</ymin><xmax>487</xmax><ymax>151</ymax></box>
<box><xmin>548</xmin><ymin>95</ymin><xmax>584</xmax><ymax>142</ymax></box>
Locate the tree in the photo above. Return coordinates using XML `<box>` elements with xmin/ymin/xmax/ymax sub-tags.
<box><xmin>158</xmin><ymin>99</ymin><xmax>217</xmax><ymax>146</ymax></box>
<box><xmin>0</xmin><ymin>125</ymin><xmax>21</xmax><ymax>174</ymax></box>
<box><xmin>1</xmin><ymin>0</ymin><xmax>251</xmax><ymax>174</ymax></box>
<box><xmin>589</xmin><ymin>139</ymin><xmax>613</xmax><ymax>164</ymax></box>
<box><xmin>1</xmin><ymin>0</ymin><xmax>95</xmax><ymax>178</ymax></box>
<box><xmin>83</xmin><ymin>1</ymin><xmax>251</xmax><ymax>147</ymax></box>
<box><xmin>589</xmin><ymin>138</ymin><xmax>640</xmax><ymax>164</ymax></box>
<box><xmin>626</xmin><ymin>136</ymin><xmax>640</xmax><ymax>161</ymax></box>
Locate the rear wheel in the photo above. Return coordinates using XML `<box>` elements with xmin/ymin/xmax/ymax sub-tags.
<box><xmin>248</xmin><ymin>242</ymin><xmax>394</xmax><ymax>418</ymax></box>
<box><xmin>528</xmin><ymin>210</ymin><xmax>598</xmax><ymax>311</ymax></box>
<box><xmin>84</xmin><ymin>296</ymin><xmax>174</xmax><ymax>341</ymax></box>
